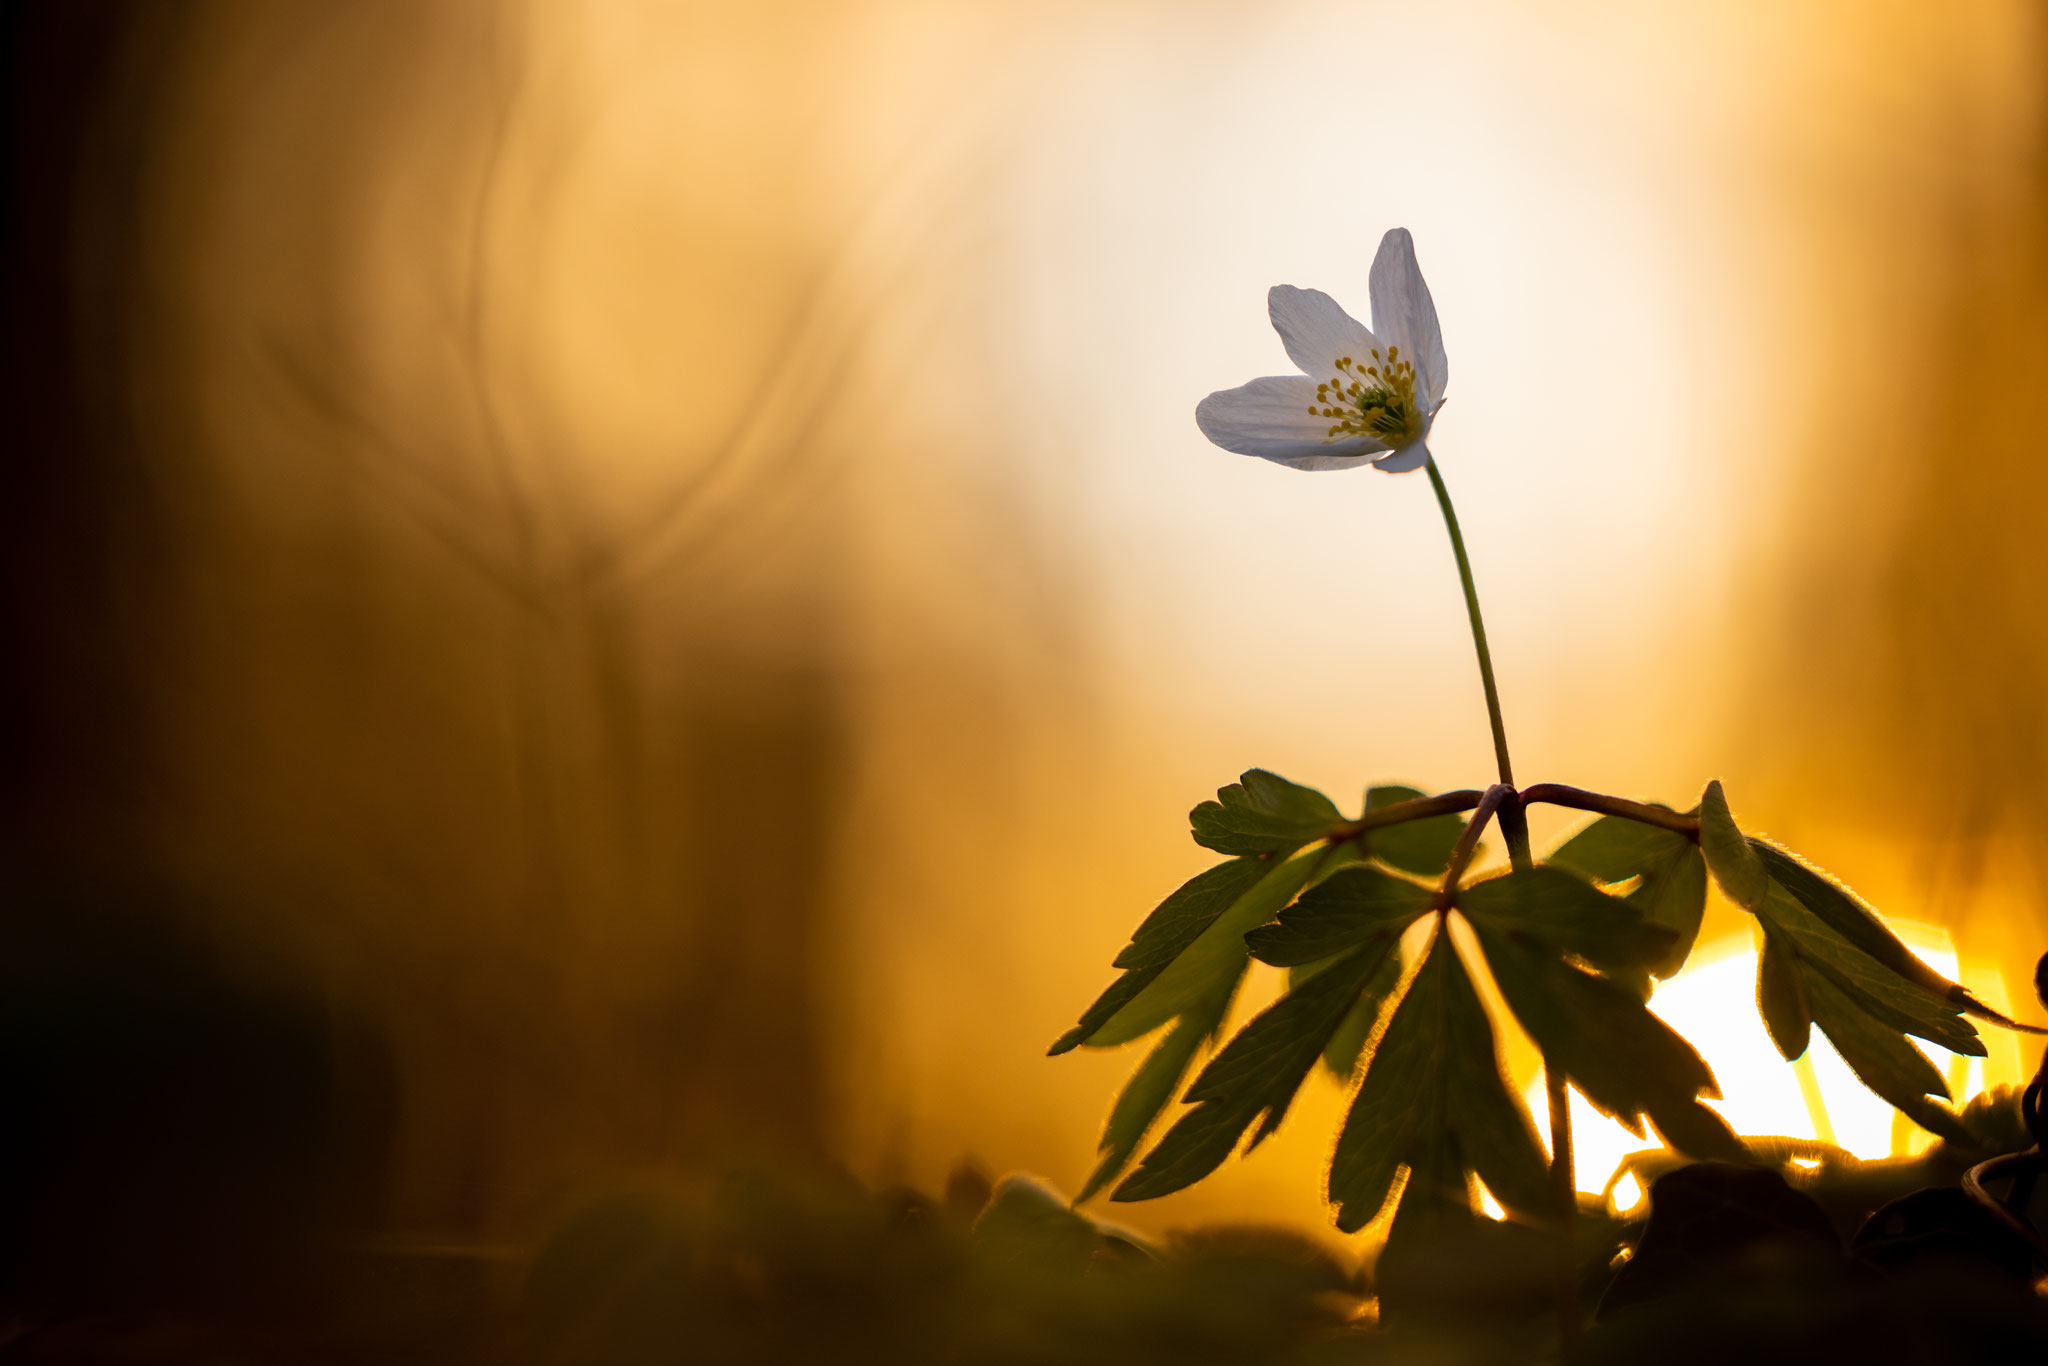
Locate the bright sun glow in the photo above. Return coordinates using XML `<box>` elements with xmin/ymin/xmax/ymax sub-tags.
<box><xmin>1521</xmin><ymin>927</ymin><xmax>1987</xmax><ymax>1196</ymax></box>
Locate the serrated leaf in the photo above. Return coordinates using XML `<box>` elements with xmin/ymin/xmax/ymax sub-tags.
<box><xmin>1752</xmin><ymin>841</ymin><xmax>1964</xmax><ymax>1002</ymax></box>
<box><xmin>1076</xmin><ymin>971</ymin><xmax>1241</xmax><ymax>1202</ymax></box>
<box><xmin>1323</xmin><ymin>947</ymin><xmax>1404</xmax><ymax>1078</ymax></box>
<box><xmin>1447</xmin><ymin>1018</ymin><xmax>1557</xmax><ymax>1220</ymax></box>
<box><xmin>1188</xmin><ymin>768</ymin><xmax>1345</xmax><ymax>856</ymax></box>
<box><xmin>1328</xmin><ymin>936</ymin><xmax>1446</xmax><ymax>1232</ymax></box>
<box><xmin>1077</xmin><ymin>1016</ymin><xmax>1203</xmax><ymax>1202</ymax></box>
<box><xmin>1049</xmin><ymin>969</ymin><xmax>1156</xmax><ymax>1058</ymax></box>
<box><xmin>1362</xmin><ymin>784</ymin><xmax>1469</xmax><ymax>876</ymax></box>
<box><xmin>1111</xmin><ymin>934</ymin><xmax>1403</xmax><ymax>1202</ymax></box>
<box><xmin>1327</xmin><ymin>931</ymin><xmax>1551</xmax><ymax>1233</ymax></box>
<box><xmin>1245</xmin><ymin>865</ymin><xmax>1435</xmax><ymax>968</ymax></box>
<box><xmin>1112</xmin><ymin>856</ymin><xmax>1272</xmax><ymax>972</ymax></box>
<box><xmin>1051</xmin><ymin>856</ymin><xmax>1270</xmax><ymax>1055</ymax></box>
<box><xmin>1383</xmin><ymin>1129</ymin><xmax>1473</xmax><ymax>1253</ymax></box>
<box><xmin>1803</xmin><ymin>969</ymin><xmax>1972</xmax><ymax>1143</ymax></box>
<box><xmin>1756</xmin><ymin>929</ymin><xmax>1811</xmax><ymax>1061</ymax></box>
<box><xmin>1751</xmin><ymin>879</ymin><xmax>1982</xmax><ymax>1057</ymax></box>
<box><xmin>1082</xmin><ymin>847</ymin><xmax>1335</xmax><ymax>1050</ymax></box>
<box><xmin>1547</xmin><ymin>809</ymin><xmax>1684</xmax><ymax>882</ymax></box>
<box><xmin>1698</xmin><ymin>780</ymin><xmax>1768</xmax><ymax>910</ymax></box>
<box><xmin>1548</xmin><ymin>814</ymin><xmax>1706</xmax><ymax>978</ymax></box>
<box><xmin>1456</xmin><ymin>866</ymin><xmax>1676</xmax><ymax>973</ymax></box>
<box><xmin>1472</xmin><ymin>921</ymin><xmax>1745</xmax><ymax>1162</ymax></box>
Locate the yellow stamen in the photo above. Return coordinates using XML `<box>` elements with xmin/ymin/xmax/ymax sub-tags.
<box><xmin>1315</xmin><ymin>345</ymin><xmax>1423</xmax><ymax>447</ymax></box>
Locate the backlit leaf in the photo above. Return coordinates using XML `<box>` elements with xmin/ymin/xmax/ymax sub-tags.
<box><xmin>1751</xmin><ymin>879</ymin><xmax>1982</xmax><ymax>1057</ymax></box>
<box><xmin>1085</xmin><ymin>846</ymin><xmax>1340</xmax><ymax>1049</ymax></box>
<box><xmin>1189</xmin><ymin>768</ymin><xmax>1345</xmax><ymax>856</ymax></box>
<box><xmin>1245</xmin><ymin>865</ymin><xmax>1435</xmax><ymax>968</ymax></box>
<box><xmin>1362</xmin><ymin>783</ymin><xmax>1469</xmax><ymax>877</ymax></box>
<box><xmin>1050</xmin><ymin>855</ymin><xmax>1268</xmax><ymax>1055</ymax></box>
<box><xmin>1547</xmin><ymin>813</ymin><xmax>1706</xmax><ymax>978</ymax></box>
<box><xmin>1698</xmin><ymin>780</ymin><xmax>1768</xmax><ymax>910</ymax></box>
<box><xmin>1076</xmin><ymin>969</ymin><xmax>1242</xmax><ymax>1201</ymax></box>
<box><xmin>1322</xmin><ymin>947</ymin><xmax>1404</xmax><ymax>1078</ymax></box>
<box><xmin>1756</xmin><ymin>928</ymin><xmax>1811</xmax><ymax>1061</ymax></box>
<box><xmin>1472</xmin><ymin>921</ymin><xmax>1745</xmax><ymax>1162</ymax></box>
<box><xmin>1803</xmin><ymin>969</ymin><xmax>1971</xmax><ymax>1143</ymax></box>
<box><xmin>1111</xmin><ymin>856</ymin><xmax>1273</xmax><ymax>973</ymax></box>
<box><xmin>1327</xmin><ymin>931</ymin><xmax>1551</xmax><ymax>1233</ymax></box>
<box><xmin>1456</xmin><ymin>866</ymin><xmax>1675</xmax><ymax>974</ymax></box>
<box><xmin>1753</xmin><ymin>841</ymin><xmax>1964</xmax><ymax>1003</ymax></box>
<box><xmin>1111</xmin><ymin>934</ymin><xmax>1403</xmax><ymax>1201</ymax></box>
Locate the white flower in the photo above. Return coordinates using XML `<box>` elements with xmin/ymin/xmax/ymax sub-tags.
<box><xmin>1195</xmin><ymin>228</ymin><xmax>1449</xmax><ymax>472</ymax></box>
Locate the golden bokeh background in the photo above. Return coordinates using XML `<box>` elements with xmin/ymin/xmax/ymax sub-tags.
<box><xmin>17</xmin><ymin>0</ymin><xmax>2048</xmax><ymax>1252</ymax></box>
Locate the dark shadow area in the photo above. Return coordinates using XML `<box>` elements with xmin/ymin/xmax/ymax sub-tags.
<box><xmin>0</xmin><ymin>887</ymin><xmax>395</xmax><ymax>1348</ymax></box>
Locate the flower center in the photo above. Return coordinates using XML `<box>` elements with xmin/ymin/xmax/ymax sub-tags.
<box><xmin>1309</xmin><ymin>347</ymin><xmax>1424</xmax><ymax>447</ymax></box>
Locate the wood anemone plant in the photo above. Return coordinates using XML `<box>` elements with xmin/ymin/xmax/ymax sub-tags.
<box><xmin>1055</xmin><ymin>227</ymin><xmax>2046</xmax><ymax>1343</ymax></box>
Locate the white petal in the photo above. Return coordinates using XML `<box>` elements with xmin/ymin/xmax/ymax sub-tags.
<box><xmin>1368</xmin><ymin>229</ymin><xmax>1448</xmax><ymax>407</ymax></box>
<box><xmin>1268</xmin><ymin>286</ymin><xmax>1378</xmax><ymax>381</ymax></box>
<box><xmin>1371</xmin><ymin>441</ymin><xmax>1430</xmax><ymax>474</ymax></box>
<box><xmin>1196</xmin><ymin>375</ymin><xmax>1384</xmax><ymax>468</ymax></box>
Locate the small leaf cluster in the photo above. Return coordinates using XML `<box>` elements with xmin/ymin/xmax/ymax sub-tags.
<box><xmin>1054</xmin><ymin>770</ymin><xmax>2035</xmax><ymax>1247</ymax></box>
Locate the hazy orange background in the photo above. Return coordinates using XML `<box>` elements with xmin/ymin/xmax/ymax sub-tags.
<box><xmin>40</xmin><ymin>0</ymin><xmax>2048</xmax><ymax>1246</ymax></box>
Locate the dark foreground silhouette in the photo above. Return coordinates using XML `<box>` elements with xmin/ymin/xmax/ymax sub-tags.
<box><xmin>0</xmin><ymin>889</ymin><xmax>2042</xmax><ymax>1363</ymax></box>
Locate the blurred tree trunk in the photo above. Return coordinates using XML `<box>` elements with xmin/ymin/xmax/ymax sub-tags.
<box><xmin>1751</xmin><ymin>9</ymin><xmax>2048</xmax><ymax>988</ymax></box>
<box><xmin>2</xmin><ymin>1</ymin><xmax>150</xmax><ymax>880</ymax></box>
<box><xmin>19</xmin><ymin>0</ymin><xmax>850</xmax><ymax>1238</ymax></box>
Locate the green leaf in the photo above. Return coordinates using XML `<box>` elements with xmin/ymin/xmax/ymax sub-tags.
<box><xmin>1643</xmin><ymin>1098</ymin><xmax>1756</xmax><ymax>1170</ymax></box>
<box><xmin>1547</xmin><ymin>814</ymin><xmax>1706</xmax><ymax>978</ymax></box>
<box><xmin>1446</xmin><ymin>1016</ymin><xmax>1557</xmax><ymax>1221</ymax></box>
<box><xmin>1076</xmin><ymin>969</ymin><xmax>1242</xmax><ymax>1201</ymax></box>
<box><xmin>1752</xmin><ymin>867</ymin><xmax>1986</xmax><ymax>1139</ymax></box>
<box><xmin>1362</xmin><ymin>784</ymin><xmax>1469</xmax><ymax>876</ymax></box>
<box><xmin>1085</xmin><ymin>845</ymin><xmax>1343</xmax><ymax>1049</ymax></box>
<box><xmin>1803</xmin><ymin>969</ymin><xmax>1971</xmax><ymax>1143</ymax></box>
<box><xmin>1603</xmin><ymin>963</ymin><xmax>1655</xmax><ymax>1005</ymax></box>
<box><xmin>1327</xmin><ymin>931</ymin><xmax>1552</xmax><ymax>1233</ymax></box>
<box><xmin>1050</xmin><ymin>856</ymin><xmax>1270</xmax><ymax>1055</ymax></box>
<box><xmin>1323</xmin><ymin>947</ymin><xmax>1404</xmax><ymax>1078</ymax></box>
<box><xmin>1472</xmin><ymin>922</ymin><xmax>1746</xmax><ymax>1162</ymax></box>
<box><xmin>1111</xmin><ymin>934</ymin><xmax>1404</xmax><ymax>1202</ymax></box>
<box><xmin>1189</xmin><ymin>769</ymin><xmax>1345</xmax><ymax>856</ymax></box>
<box><xmin>1752</xmin><ymin>841</ymin><xmax>1964</xmax><ymax>1003</ymax></box>
<box><xmin>1698</xmin><ymin>780</ymin><xmax>1768</xmax><ymax>910</ymax></box>
<box><xmin>1328</xmin><ymin>936</ymin><xmax>1446</xmax><ymax>1232</ymax></box>
<box><xmin>1756</xmin><ymin>928</ymin><xmax>1811</xmax><ymax>1061</ymax></box>
<box><xmin>973</xmin><ymin>1175</ymin><xmax>1100</xmax><ymax>1272</ymax></box>
<box><xmin>1245</xmin><ymin>865</ymin><xmax>1436</xmax><ymax>968</ymax></box>
<box><xmin>1751</xmin><ymin>879</ymin><xmax>1982</xmax><ymax>1057</ymax></box>
<box><xmin>1112</xmin><ymin>856</ymin><xmax>1273</xmax><ymax>972</ymax></box>
<box><xmin>1456</xmin><ymin>866</ymin><xmax>1676</xmax><ymax>973</ymax></box>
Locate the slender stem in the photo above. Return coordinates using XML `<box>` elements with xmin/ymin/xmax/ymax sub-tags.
<box><xmin>1423</xmin><ymin>457</ymin><xmax>1532</xmax><ymax>872</ymax></box>
<box><xmin>1424</xmin><ymin>458</ymin><xmax>1568</xmax><ymax>1342</ymax></box>
<box><xmin>1328</xmin><ymin>788</ymin><xmax>1486</xmax><ymax>842</ymax></box>
<box><xmin>1423</xmin><ymin>459</ymin><xmax>1515</xmax><ymax>790</ymax></box>
<box><xmin>1433</xmin><ymin>784</ymin><xmax>1509</xmax><ymax>905</ymax></box>
<box><xmin>1519</xmin><ymin>783</ymin><xmax>1700</xmax><ymax>839</ymax></box>
<box><xmin>1546</xmin><ymin>1065</ymin><xmax>1579</xmax><ymax>1347</ymax></box>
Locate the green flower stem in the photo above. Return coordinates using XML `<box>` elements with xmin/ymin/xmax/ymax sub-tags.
<box><xmin>1424</xmin><ymin>457</ymin><xmax>1571</xmax><ymax>1340</ymax></box>
<box><xmin>1422</xmin><ymin>457</ymin><xmax>1532</xmax><ymax>873</ymax></box>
